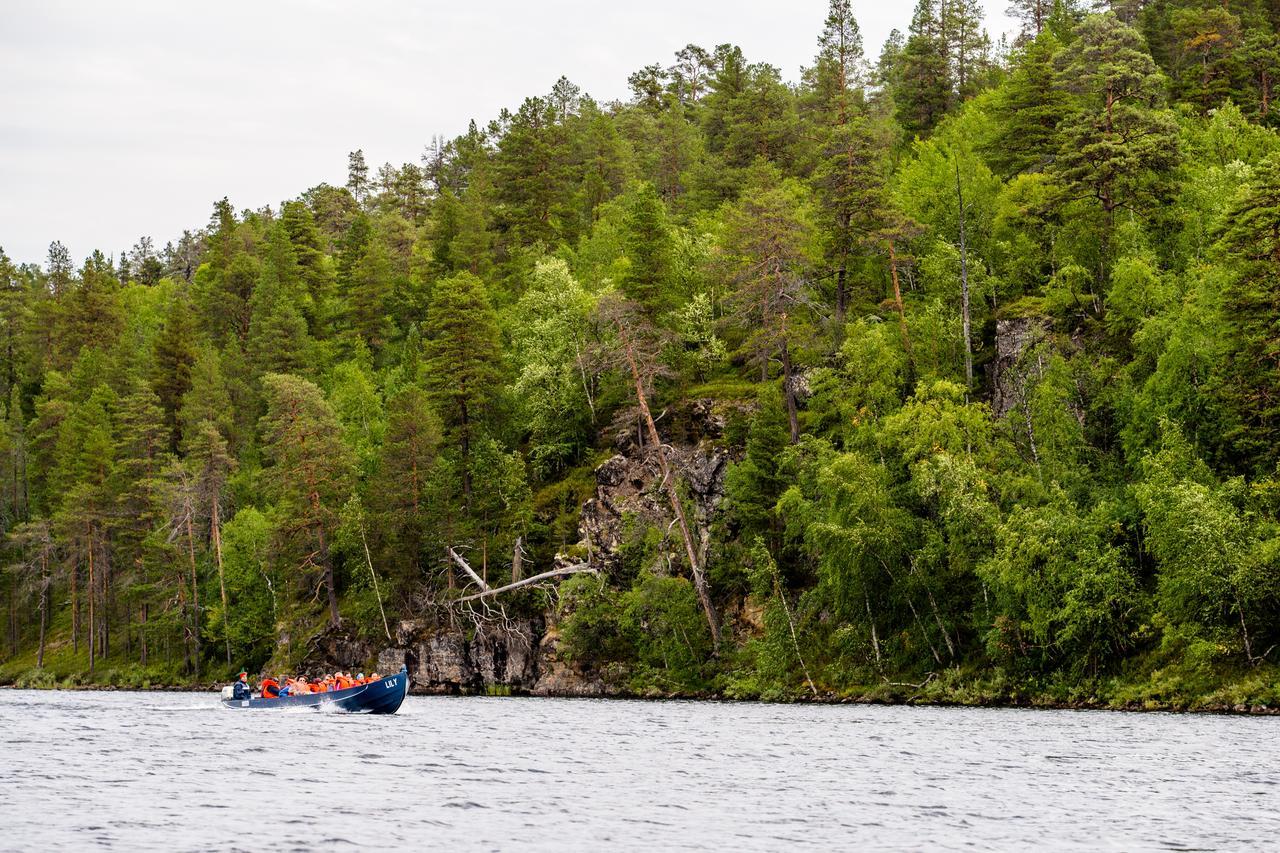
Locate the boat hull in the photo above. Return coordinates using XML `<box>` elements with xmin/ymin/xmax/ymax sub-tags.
<box><xmin>221</xmin><ymin>667</ymin><xmax>409</xmax><ymax>714</ymax></box>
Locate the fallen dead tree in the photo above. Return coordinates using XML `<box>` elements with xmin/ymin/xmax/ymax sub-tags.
<box><xmin>446</xmin><ymin>547</ymin><xmax>597</xmax><ymax>604</ymax></box>
<box><xmin>455</xmin><ymin>565</ymin><xmax>598</xmax><ymax>602</ymax></box>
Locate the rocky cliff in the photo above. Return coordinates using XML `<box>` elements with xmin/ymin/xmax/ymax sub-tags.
<box><xmin>312</xmin><ymin>397</ymin><xmax>749</xmax><ymax>695</ymax></box>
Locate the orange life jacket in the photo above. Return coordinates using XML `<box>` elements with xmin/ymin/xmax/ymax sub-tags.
<box><xmin>261</xmin><ymin>678</ymin><xmax>280</xmax><ymax>698</ymax></box>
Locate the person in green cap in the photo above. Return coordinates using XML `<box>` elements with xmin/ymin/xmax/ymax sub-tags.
<box><xmin>231</xmin><ymin>670</ymin><xmax>251</xmax><ymax>700</ymax></box>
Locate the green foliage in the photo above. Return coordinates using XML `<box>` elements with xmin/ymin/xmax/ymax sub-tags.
<box><xmin>621</xmin><ymin>572</ymin><xmax>712</xmax><ymax>688</ymax></box>
<box><xmin>6</xmin><ymin>5</ymin><xmax>1280</xmax><ymax>709</ymax></box>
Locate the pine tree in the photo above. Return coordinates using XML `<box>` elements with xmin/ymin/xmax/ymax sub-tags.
<box><xmin>811</xmin><ymin>116</ymin><xmax>889</xmax><ymax>325</ymax></box>
<box><xmin>46</xmin><ymin>241</ymin><xmax>73</xmax><ymax>296</ymax></box>
<box><xmin>718</xmin><ymin>174</ymin><xmax>816</xmax><ymax>443</ymax></box>
<box><xmin>1213</xmin><ymin>153</ymin><xmax>1280</xmax><ymax>469</ymax></box>
<box><xmin>280</xmin><ymin>200</ymin><xmax>334</xmax><ymax>331</ymax></box>
<box><xmin>986</xmin><ymin>30</ymin><xmax>1068</xmax><ymax>176</ymax></box>
<box><xmin>349</xmin><ymin>235</ymin><xmax>393</xmax><ymax>352</ymax></box>
<box><xmin>1242</xmin><ymin>28</ymin><xmax>1280</xmax><ymax>122</ymax></box>
<box><xmin>177</xmin><ymin>345</ymin><xmax>234</xmax><ymax>450</ymax></box>
<box><xmin>896</xmin><ymin>0</ymin><xmax>953</xmax><ymax>136</ymax></box>
<box><xmin>377</xmin><ymin>387</ymin><xmax>443</xmax><ymax>598</ymax></box>
<box><xmin>151</xmin><ymin>294</ymin><xmax>198</xmax><ymax>451</ymax></box>
<box><xmin>193</xmin><ymin>199</ymin><xmax>257</xmax><ymax>345</ymax></box>
<box><xmin>620</xmin><ymin>183</ymin><xmax>676</xmax><ymax>314</ymax></box>
<box><xmin>53</xmin><ymin>251</ymin><xmax>122</xmax><ymax>370</ymax></box>
<box><xmin>247</xmin><ymin>227</ymin><xmax>310</xmax><ymax>377</ymax></box>
<box><xmin>422</xmin><ymin>272</ymin><xmax>502</xmax><ymax>506</ymax></box>
<box><xmin>52</xmin><ymin>385</ymin><xmax>116</xmax><ymax>672</ymax></box>
<box><xmin>1008</xmin><ymin>0</ymin><xmax>1054</xmax><ymax>41</ymax></box>
<box><xmin>186</xmin><ymin>420</ymin><xmax>235</xmax><ymax>664</ymax></box>
<box><xmin>1054</xmin><ymin>12</ymin><xmax>1179</xmax><ymax>266</ymax></box>
<box><xmin>111</xmin><ymin>375</ymin><xmax>170</xmax><ymax>664</ymax></box>
<box><xmin>804</xmin><ymin>0</ymin><xmax>865</xmax><ymax>124</ymax></box>
<box><xmin>259</xmin><ymin>373</ymin><xmax>354</xmax><ymax>627</ymax></box>
<box><xmin>1167</xmin><ymin>6</ymin><xmax>1243</xmax><ymax>112</ymax></box>
<box><xmin>670</xmin><ymin>44</ymin><xmax>715</xmax><ymax>105</ymax></box>
<box><xmin>0</xmin><ymin>246</ymin><xmax>30</xmax><ymax>396</ymax></box>
<box><xmin>347</xmin><ymin>149</ymin><xmax>370</xmax><ymax>206</ymax></box>
<box><xmin>944</xmin><ymin>0</ymin><xmax>992</xmax><ymax>101</ymax></box>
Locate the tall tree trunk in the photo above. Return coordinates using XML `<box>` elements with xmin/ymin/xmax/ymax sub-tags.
<box><xmin>71</xmin><ymin>558</ymin><xmax>78</xmax><ymax>654</ymax></box>
<box><xmin>140</xmin><ymin>603</ymin><xmax>148</xmax><ymax>668</ymax></box>
<box><xmin>888</xmin><ymin>240</ymin><xmax>913</xmax><ymax>359</ymax></box>
<box><xmin>212</xmin><ymin>498</ymin><xmax>231</xmax><ymax>666</ymax></box>
<box><xmin>318</xmin><ymin>525</ymin><xmax>340</xmax><ymax>628</ymax></box>
<box><xmin>620</xmin><ymin>331</ymin><xmax>722</xmax><ymax>651</ymax></box>
<box><xmin>865</xmin><ymin>594</ymin><xmax>882</xmax><ymax>668</ymax></box>
<box><xmin>103</xmin><ymin>549</ymin><xmax>111</xmax><ymax>660</ymax></box>
<box><xmin>359</xmin><ymin>520</ymin><xmax>391</xmax><ymax>641</ymax></box>
<box><xmin>956</xmin><ymin>158</ymin><xmax>973</xmax><ymax>389</ymax></box>
<box><xmin>37</xmin><ymin>549</ymin><xmax>47</xmax><ymax>668</ymax></box>
<box><xmin>87</xmin><ymin>540</ymin><xmax>95</xmax><ymax>676</ymax></box>
<box><xmin>511</xmin><ymin>536</ymin><xmax>524</xmax><ymax>584</ymax></box>
<box><xmin>780</xmin><ymin>333</ymin><xmax>800</xmax><ymax>445</ymax></box>
<box><xmin>184</xmin><ymin>508</ymin><xmax>201</xmax><ymax>675</ymax></box>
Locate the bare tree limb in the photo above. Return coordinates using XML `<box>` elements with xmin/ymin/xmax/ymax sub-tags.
<box><xmin>454</xmin><ymin>565</ymin><xmax>598</xmax><ymax>603</ymax></box>
<box><xmin>448</xmin><ymin>548</ymin><xmax>490</xmax><ymax>592</ymax></box>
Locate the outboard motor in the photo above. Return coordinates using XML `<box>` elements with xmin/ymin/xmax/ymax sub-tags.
<box><xmin>220</xmin><ymin>685</ymin><xmax>235</xmax><ymax>700</ymax></box>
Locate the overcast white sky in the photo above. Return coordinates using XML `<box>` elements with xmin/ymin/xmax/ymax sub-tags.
<box><xmin>0</xmin><ymin>1</ymin><xmax>1017</xmax><ymax>267</ymax></box>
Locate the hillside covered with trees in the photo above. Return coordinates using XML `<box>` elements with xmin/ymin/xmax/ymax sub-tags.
<box><xmin>3</xmin><ymin>0</ymin><xmax>1280</xmax><ymax>707</ymax></box>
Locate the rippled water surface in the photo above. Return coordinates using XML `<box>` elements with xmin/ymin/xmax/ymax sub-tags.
<box><xmin>0</xmin><ymin>691</ymin><xmax>1275</xmax><ymax>851</ymax></box>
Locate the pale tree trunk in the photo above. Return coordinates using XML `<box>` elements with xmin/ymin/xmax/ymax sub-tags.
<box><xmin>620</xmin><ymin>332</ymin><xmax>722</xmax><ymax>651</ymax></box>
<box><xmin>87</xmin><ymin>539</ymin><xmax>95</xmax><ymax>676</ymax></box>
<box><xmin>865</xmin><ymin>594</ymin><xmax>882</xmax><ymax>668</ymax></box>
<box><xmin>318</xmin><ymin>525</ymin><xmax>339</xmax><ymax>628</ymax></box>
<box><xmin>511</xmin><ymin>536</ymin><xmax>524</xmax><ymax>584</ymax></box>
<box><xmin>36</xmin><ymin>549</ymin><xmax>47</xmax><ymax>669</ymax></box>
<box><xmin>889</xmin><ymin>240</ymin><xmax>913</xmax><ymax>360</ymax></box>
<box><xmin>185</xmin><ymin>508</ymin><xmax>201</xmax><ymax>675</ymax></box>
<box><xmin>956</xmin><ymin>158</ymin><xmax>973</xmax><ymax>389</ymax></box>
<box><xmin>212</xmin><ymin>498</ymin><xmax>231</xmax><ymax>666</ymax></box>
<box><xmin>780</xmin><ymin>329</ymin><xmax>800</xmax><ymax>445</ymax></box>
<box><xmin>71</xmin><ymin>558</ymin><xmax>78</xmax><ymax>654</ymax></box>
<box><xmin>361</xmin><ymin>520</ymin><xmax>392</xmax><ymax>641</ymax></box>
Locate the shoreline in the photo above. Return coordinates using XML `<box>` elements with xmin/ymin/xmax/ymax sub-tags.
<box><xmin>1</xmin><ymin>682</ymin><xmax>1275</xmax><ymax>715</ymax></box>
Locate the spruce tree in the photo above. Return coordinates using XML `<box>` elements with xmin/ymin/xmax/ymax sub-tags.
<box><xmin>422</xmin><ymin>272</ymin><xmax>502</xmax><ymax>506</ymax></box>
<box><xmin>896</xmin><ymin>0</ymin><xmax>953</xmax><ymax>136</ymax></box>
<box><xmin>620</xmin><ymin>183</ymin><xmax>676</xmax><ymax>315</ymax></box>
<box><xmin>151</xmin><ymin>294</ymin><xmax>198</xmax><ymax>451</ymax></box>
<box><xmin>986</xmin><ymin>30</ymin><xmax>1068</xmax><ymax>176</ymax></box>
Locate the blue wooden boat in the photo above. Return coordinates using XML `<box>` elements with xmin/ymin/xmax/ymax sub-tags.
<box><xmin>220</xmin><ymin>666</ymin><xmax>409</xmax><ymax>714</ymax></box>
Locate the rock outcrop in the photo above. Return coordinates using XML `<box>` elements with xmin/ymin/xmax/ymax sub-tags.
<box><xmin>578</xmin><ymin>397</ymin><xmax>742</xmax><ymax>578</ymax></box>
<box><xmin>990</xmin><ymin>316</ymin><xmax>1053</xmax><ymax>418</ymax></box>
<box><xmin>319</xmin><ymin>396</ymin><xmax>750</xmax><ymax>696</ymax></box>
<box><xmin>373</xmin><ymin>617</ymin><xmax>543</xmax><ymax>693</ymax></box>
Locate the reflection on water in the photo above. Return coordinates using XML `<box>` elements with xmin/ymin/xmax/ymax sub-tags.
<box><xmin>0</xmin><ymin>690</ymin><xmax>1275</xmax><ymax>850</ymax></box>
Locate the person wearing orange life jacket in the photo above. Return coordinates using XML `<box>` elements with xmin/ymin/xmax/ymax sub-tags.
<box><xmin>260</xmin><ymin>675</ymin><xmax>280</xmax><ymax>699</ymax></box>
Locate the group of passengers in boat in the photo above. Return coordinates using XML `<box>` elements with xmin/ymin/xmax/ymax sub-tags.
<box><xmin>231</xmin><ymin>670</ymin><xmax>382</xmax><ymax>700</ymax></box>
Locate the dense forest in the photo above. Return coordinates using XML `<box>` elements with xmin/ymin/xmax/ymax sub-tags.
<box><xmin>3</xmin><ymin>0</ymin><xmax>1280</xmax><ymax>706</ymax></box>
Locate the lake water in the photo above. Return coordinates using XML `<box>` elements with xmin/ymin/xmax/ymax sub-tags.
<box><xmin>0</xmin><ymin>691</ymin><xmax>1275</xmax><ymax>851</ymax></box>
